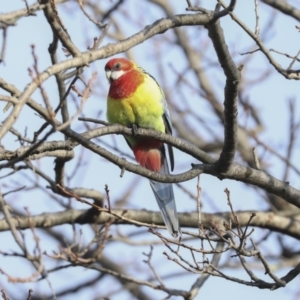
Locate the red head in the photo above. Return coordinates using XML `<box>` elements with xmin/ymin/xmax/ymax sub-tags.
<box><xmin>105</xmin><ymin>58</ymin><xmax>145</xmax><ymax>99</ymax></box>
<box><xmin>105</xmin><ymin>58</ymin><xmax>136</xmax><ymax>84</ymax></box>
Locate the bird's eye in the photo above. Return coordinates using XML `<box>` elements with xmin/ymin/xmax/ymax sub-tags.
<box><xmin>115</xmin><ymin>63</ymin><xmax>121</xmax><ymax>69</ymax></box>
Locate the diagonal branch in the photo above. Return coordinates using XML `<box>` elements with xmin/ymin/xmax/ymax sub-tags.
<box><xmin>261</xmin><ymin>0</ymin><xmax>300</xmax><ymax>22</ymax></box>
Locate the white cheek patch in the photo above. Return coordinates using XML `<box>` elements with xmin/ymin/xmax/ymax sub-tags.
<box><xmin>111</xmin><ymin>70</ymin><xmax>125</xmax><ymax>80</ymax></box>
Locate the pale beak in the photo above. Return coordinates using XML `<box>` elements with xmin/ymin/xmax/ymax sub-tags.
<box><xmin>105</xmin><ymin>70</ymin><xmax>112</xmax><ymax>83</ymax></box>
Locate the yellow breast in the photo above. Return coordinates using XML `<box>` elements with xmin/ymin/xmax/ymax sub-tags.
<box><xmin>107</xmin><ymin>75</ymin><xmax>165</xmax><ymax>133</ymax></box>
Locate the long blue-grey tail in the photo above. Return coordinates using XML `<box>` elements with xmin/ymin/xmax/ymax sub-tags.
<box><xmin>149</xmin><ymin>156</ymin><xmax>180</xmax><ymax>237</ymax></box>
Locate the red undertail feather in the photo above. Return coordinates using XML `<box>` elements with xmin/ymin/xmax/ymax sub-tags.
<box><xmin>132</xmin><ymin>140</ymin><xmax>162</xmax><ymax>172</ymax></box>
<box><xmin>133</xmin><ymin>148</ymin><xmax>161</xmax><ymax>172</ymax></box>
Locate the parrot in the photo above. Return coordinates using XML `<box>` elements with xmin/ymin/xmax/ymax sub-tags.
<box><xmin>105</xmin><ymin>57</ymin><xmax>180</xmax><ymax>237</ymax></box>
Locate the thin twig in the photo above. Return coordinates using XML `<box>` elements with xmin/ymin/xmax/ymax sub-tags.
<box><xmin>254</xmin><ymin>0</ymin><xmax>260</xmax><ymax>36</ymax></box>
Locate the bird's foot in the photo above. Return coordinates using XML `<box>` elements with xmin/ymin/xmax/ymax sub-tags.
<box><xmin>131</xmin><ymin>123</ymin><xmax>138</xmax><ymax>135</ymax></box>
